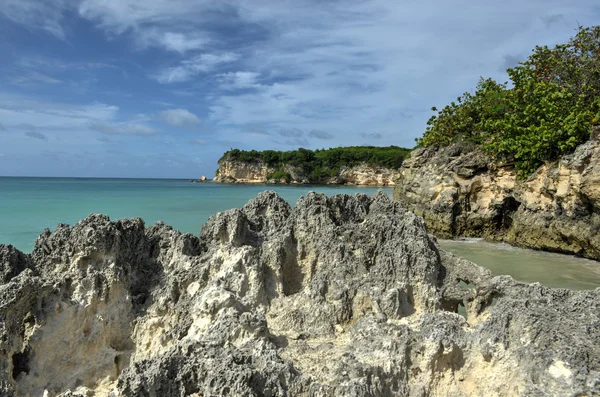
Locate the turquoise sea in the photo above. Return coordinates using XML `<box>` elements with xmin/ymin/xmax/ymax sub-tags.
<box><xmin>1</xmin><ymin>177</ymin><xmax>599</xmax><ymax>290</ymax></box>
<box><xmin>0</xmin><ymin>177</ymin><xmax>391</xmax><ymax>252</ymax></box>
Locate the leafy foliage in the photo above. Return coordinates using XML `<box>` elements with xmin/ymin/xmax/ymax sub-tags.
<box><xmin>222</xmin><ymin>146</ymin><xmax>411</xmax><ymax>182</ymax></box>
<box><xmin>418</xmin><ymin>25</ymin><xmax>600</xmax><ymax>177</ymax></box>
<box><xmin>266</xmin><ymin>170</ymin><xmax>292</xmax><ymax>183</ymax></box>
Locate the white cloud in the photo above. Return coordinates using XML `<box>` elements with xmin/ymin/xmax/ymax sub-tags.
<box><xmin>10</xmin><ymin>71</ymin><xmax>62</xmax><ymax>86</ymax></box>
<box><xmin>0</xmin><ymin>98</ymin><xmax>118</xmax><ymax>130</ymax></box>
<box><xmin>77</xmin><ymin>0</ymin><xmax>217</xmax><ymax>34</ymax></box>
<box><xmin>217</xmin><ymin>71</ymin><xmax>261</xmax><ymax>90</ymax></box>
<box><xmin>159</xmin><ymin>108</ymin><xmax>201</xmax><ymax>127</ymax></box>
<box><xmin>155</xmin><ymin>52</ymin><xmax>240</xmax><ymax>83</ymax></box>
<box><xmin>90</xmin><ymin>122</ymin><xmax>157</xmax><ymax>136</ymax></box>
<box><xmin>0</xmin><ymin>0</ymin><xmax>70</xmax><ymax>38</ymax></box>
<box><xmin>140</xmin><ymin>30</ymin><xmax>210</xmax><ymax>53</ymax></box>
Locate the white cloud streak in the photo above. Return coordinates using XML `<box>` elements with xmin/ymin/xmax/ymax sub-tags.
<box><xmin>159</xmin><ymin>108</ymin><xmax>201</xmax><ymax>127</ymax></box>
<box><xmin>216</xmin><ymin>72</ymin><xmax>261</xmax><ymax>90</ymax></box>
<box><xmin>0</xmin><ymin>0</ymin><xmax>71</xmax><ymax>38</ymax></box>
<box><xmin>90</xmin><ymin>122</ymin><xmax>157</xmax><ymax>136</ymax></box>
<box><xmin>155</xmin><ymin>53</ymin><xmax>240</xmax><ymax>83</ymax></box>
<box><xmin>0</xmin><ymin>98</ymin><xmax>118</xmax><ymax>130</ymax></box>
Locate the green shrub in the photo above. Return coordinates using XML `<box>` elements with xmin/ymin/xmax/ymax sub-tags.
<box><xmin>266</xmin><ymin>170</ymin><xmax>292</xmax><ymax>183</ymax></box>
<box><xmin>418</xmin><ymin>25</ymin><xmax>600</xmax><ymax>177</ymax></box>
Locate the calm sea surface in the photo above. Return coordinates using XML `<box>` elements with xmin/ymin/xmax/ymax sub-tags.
<box><xmin>0</xmin><ymin>177</ymin><xmax>391</xmax><ymax>252</ymax></box>
<box><xmin>1</xmin><ymin>177</ymin><xmax>598</xmax><ymax>290</ymax></box>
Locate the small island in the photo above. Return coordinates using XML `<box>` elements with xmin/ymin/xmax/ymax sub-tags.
<box><xmin>213</xmin><ymin>146</ymin><xmax>411</xmax><ymax>185</ymax></box>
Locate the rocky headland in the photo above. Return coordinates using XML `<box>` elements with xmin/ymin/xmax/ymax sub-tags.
<box><xmin>393</xmin><ymin>133</ymin><xmax>600</xmax><ymax>260</ymax></box>
<box><xmin>214</xmin><ymin>159</ymin><xmax>398</xmax><ymax>186</ymax></box>
<box><xmin>1</xmin><ymin>191</ymin><xmax>598</xmax><ymax>396</ymax></box>
<box><xmin>212</xmin><ymin>146</ymin><xmax>410</xmax><ymax>186</ymax></box>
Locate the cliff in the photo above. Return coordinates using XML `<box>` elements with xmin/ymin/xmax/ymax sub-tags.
<box><xmin>1</xmin><ymin>191</ymin><xmax>599</xmax><ymax>396</ymax></box>
<box><xmin>214</xmin><ymin>159</ymin><xmax>399</xmax><ymax>185</ymax></box>
<box><xmin>212</xmin><ymin>146</ymin><xmax>410</xmax><ymax>186</ymax></box>
<box><xmin>393</xmin><ymin>133</ymin><xmax>600</xmax><ymax>259</ymax></box>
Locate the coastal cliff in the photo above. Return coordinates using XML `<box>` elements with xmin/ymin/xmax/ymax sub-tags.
<box><xmin>1</xmin><ymin>191</ymin><xmax>599</xmax><ymax>396</ymax></box>
<box><xmin>393</xmin><ymin>133</ymin><xmax>600</xmax><ymax>259</ymax></box>
<box><xmin>213</xmin><ymin>146</ymin><xmax>410</xmax><ymax>186</ymax></box>
<box><xmin>214</xmin><ymin>159</ymin><xmax>399</xmax><ymax>185</ymax></box>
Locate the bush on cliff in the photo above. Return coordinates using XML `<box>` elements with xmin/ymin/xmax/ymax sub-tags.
<box><xmin>418</xmin><ymin>25</ymin><xmax>600</xmax><ymax>177</ymax></box>
<box><xmin>266</xmin><ymin>170</ymin><xmax>292</xmax><ymax>183</ymax></box>
<box><xmin>221</xmin><ymin>146</ymin><xmax>411</xmax><ymax>181</ymax></box>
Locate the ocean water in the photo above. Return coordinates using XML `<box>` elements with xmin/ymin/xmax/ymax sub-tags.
<box><xmin>1</xmin><ymin>177</ymin><xmax>598</xmax><ymax>290</ymax></box>
<box><xmin>0</xmin><ymin>177</ymin><xmax>391</xmax><ymax>252</ymax></box>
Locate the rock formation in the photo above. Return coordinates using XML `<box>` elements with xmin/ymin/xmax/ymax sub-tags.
<box><xmin>189</xmin><ymin>176</ymin><xmax>208</xmax><ymax>183</ymax></box>
<box><xmin>394</xmin><ymin>135</ymin><xmax>600</xmax><ymax>260</ymax></box>
<box><xmin>213</xmin><ymin>159</ymin><xmax>398</xmax><ymax>185</ymax></box>
<box><xmin>1</xmin><ymin>192</ymin><xmax>598</xmax><ymax>396</ymax></box>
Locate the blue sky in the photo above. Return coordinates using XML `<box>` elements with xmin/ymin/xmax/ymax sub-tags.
<box><xmin>1</xmin><ymin>1</ymin><xmax>599</xmax><ymax>178</ymax></box>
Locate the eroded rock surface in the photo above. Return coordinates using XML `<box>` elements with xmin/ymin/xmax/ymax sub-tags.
<box><xmin>0</xmin><ymin>192</ymin><xmax>598</xmax><ymax>396</ymax></box>
<box><xmin>394</xmin><ymin>136</ymin><xmax>600</xmax><ymax>259</ymax></box>
<box><xmin>213</xmin><ymin>159</ymin><xmax>398</xmax><ymax>185</ymax></box>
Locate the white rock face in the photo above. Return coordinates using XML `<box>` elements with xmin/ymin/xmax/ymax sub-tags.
<box><xmin>214</xmin><ymin>160</ymin><xmax>399</xmax><ymax>185</ymax></box>
<box><xmin>214</xmin><ymin>160</ymin><xmax>275</xmax><ymax>183</ymax></box>
<box><xmin>0</xmin><ymin>192</ymin><xmax>598</xmax><ymax>396</ymax></box>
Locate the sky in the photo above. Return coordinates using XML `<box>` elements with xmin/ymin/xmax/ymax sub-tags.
<box><xmin>1</xmin><ymin>1</ymin><xmax>599</xmax><ymax>178</ymax></box>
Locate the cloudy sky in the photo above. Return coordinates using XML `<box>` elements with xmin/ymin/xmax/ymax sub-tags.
<box><xmin>1</xmin><ymin>1</ymin><xmax>598</xmax><ymax>178</ymax></box>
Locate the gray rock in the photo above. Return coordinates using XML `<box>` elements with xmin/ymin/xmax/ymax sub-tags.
<box><xmin>0</xmin><ymin>245</ymin><xmax>30</xmax><ymax>283</ymax></box>
<box><xmin>0</xmin><ymin>191</ymin><xmax>598</xmax><ymax>396</ymax></box>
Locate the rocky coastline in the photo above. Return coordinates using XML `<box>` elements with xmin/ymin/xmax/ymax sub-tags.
<box><xmin>393</xmin><ymin>133</ymin><xmax>600</xmax><ymax>260</ymax></box>
<box><xmin>1</xmin><ymin>191</ymin><xmax>599</xmax><ymax>396</ymax></box>
<box><xmin>213</xmin><ymin>159</ymin><xmax>399</xmax><ymax>186</ymax></box>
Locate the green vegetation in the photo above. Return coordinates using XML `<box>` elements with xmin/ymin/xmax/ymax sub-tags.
<box><xmin>418</xmin><ymin>25</ymin><xmax>600</xmax><ymax>177</ymax></box>
<box><xmin>222</xmin><ymin>146</ymin><xmax>411</xmax><ymax>182</ymax></box>
<box><xmin>266</xmin><ymin>170</ymin><xmax>292</xmax><ymax>183</ymax></box>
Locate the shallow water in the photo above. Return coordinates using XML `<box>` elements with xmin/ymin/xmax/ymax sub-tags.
<box><xmin>439</xmin><ymin>238</ymin><xmax>600</xmax><ymax>290</ymax></box>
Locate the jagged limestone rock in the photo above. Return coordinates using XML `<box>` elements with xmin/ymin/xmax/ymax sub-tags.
<box><xmin>0</xmin><ymin>191</ymin><xmax>598</xmax><ymax>396</ymax></box>
<box><xmin>0</xmin><ymin>245</ymin><xmax>30</xmax><ymax>284</ymax></box>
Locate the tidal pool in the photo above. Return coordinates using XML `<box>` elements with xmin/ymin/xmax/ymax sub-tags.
<box><xmin>439</xmin><ymin>238</ymin><xmax>600</xmax><ymax>290</ymax></box>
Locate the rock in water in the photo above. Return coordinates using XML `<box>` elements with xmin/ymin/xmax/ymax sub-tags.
<box><xmin>0</xmin><ymin>192</ymin><xmax>598</xmax><ymax>396</ymax></box>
